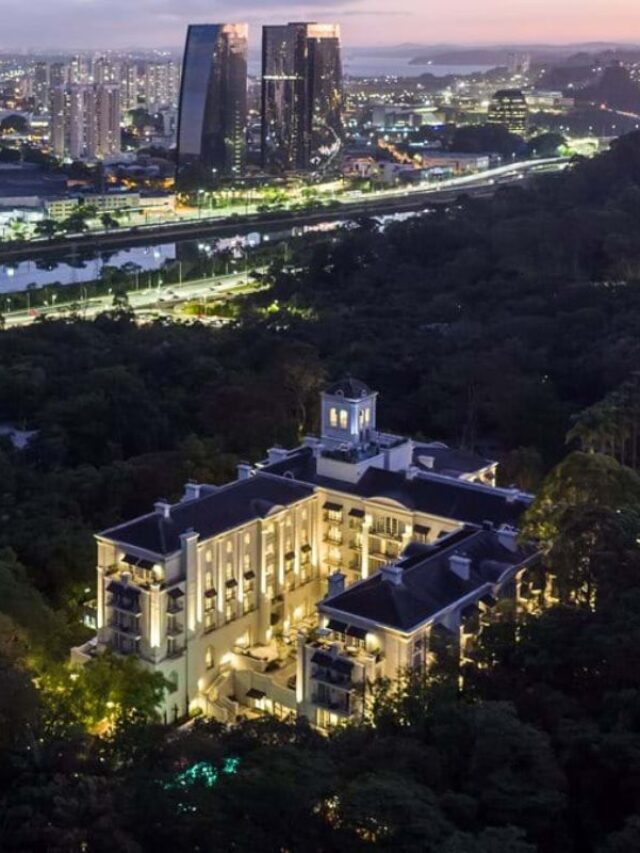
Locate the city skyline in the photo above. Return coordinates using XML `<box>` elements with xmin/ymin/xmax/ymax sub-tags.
<box><xmin>0</xmin><ymin>0</ymin><xmax>639</xmax><ymax>50</ymax></box>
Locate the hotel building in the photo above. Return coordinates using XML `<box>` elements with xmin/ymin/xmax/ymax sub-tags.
<box><xmin>73</xmin><ymin>379</ymin><xmax>538</xmax><ymax>728</ymax></box>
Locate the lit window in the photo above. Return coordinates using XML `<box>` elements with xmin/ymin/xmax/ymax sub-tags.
<box><xmin>205</xmin><ymin>646</ymin><xmax>214</xmax><ymax>669</ymax></box>
<box><xmin>365</xmin><ymin>408</ymin><xmax>371</xmax><ymax>425</ymax></box>
<box><xmin>339</xmin><ymin>409</ymin><xmax>348</xmax><ymax>429</ymax></box>
<box><xmin>205</xmin><ymin>571</ymin><xmax>213</xmax><ymax>590</ymax></box>
<box><xmin>329</xmin><ymin>407</ymin><xmax>338</xmax><ymax>427</ymax></box>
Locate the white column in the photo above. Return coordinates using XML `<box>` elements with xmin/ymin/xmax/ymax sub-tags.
<box><xmin>277</xmin><ymin>519</ymin><xmax>285</xmax><ymax>588</ymax></box>
<box><xmin>361</xmin><ymin>515</ymin><xmax>372</xmax><ymax>579</ymax></box>
<box><xmin>96</xmin><ymin>565</ymin><xmax>105</xmax><ymax>630</ymax></box>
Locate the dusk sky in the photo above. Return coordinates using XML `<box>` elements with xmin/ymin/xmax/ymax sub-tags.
<box><xmin>0</xmin><ymin>0</ymin><xmax>638</xmax><ymax>49</ymax></box>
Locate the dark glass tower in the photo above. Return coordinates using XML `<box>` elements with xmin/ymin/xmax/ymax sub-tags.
<box><xmin>176</xmin><ymin>23</ymin><xmax>248</xmax><ymax>190</ymax></box>
<box><xmin>261</xmin><ymin>23</ymin><xmax>343</xmax><ymax>174</ymax></box>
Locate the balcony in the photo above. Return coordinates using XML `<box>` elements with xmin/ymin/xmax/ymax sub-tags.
<box><xmin>166</xmin><ymin>621</ymin><xmax>184</xmax><ymax>637</ymax></box>
<box><xmin>311</xmin><ymin>666</ymin><xmax>354</xmax><ymax>691</ymax></box>
<box><xmin>108</xmin><ymin>620</ymin><xmax>141</xmax><ymax>640</ymax></box>
<box><xmin>166</xmin><ymin>643</ymin><xmax>185</xmax><ymax>659</ymax></box>
<box><xmin>311</xmin><ymin>692</ymin><xmax>351</xmax><ymax>715</ymax></box>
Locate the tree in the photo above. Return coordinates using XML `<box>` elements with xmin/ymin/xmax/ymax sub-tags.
<box><xmin>39</xmin><ymin>652</ymin><xmax>170</xmax><ymax>735</ymax></box>
<box><xmin>522</xmin><ymin>451</ymin><xmax>640</xmax><ymax>549</ymax></box>
<box><xmin>35</xmin><ymin>219</ymin><xmax>60</xmax><ymax>240</ymax></box>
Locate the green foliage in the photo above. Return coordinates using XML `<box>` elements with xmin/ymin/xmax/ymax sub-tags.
<box><xmin>39</xmin><ymin>652</ymin><xmax>169</xmax><ymax>736</ymax></box>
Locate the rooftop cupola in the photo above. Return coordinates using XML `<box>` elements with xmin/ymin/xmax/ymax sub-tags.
<box><xmin>320</xmin><ymin>376</ymin><xmax>378</xmax><ymax>446</ymax></box>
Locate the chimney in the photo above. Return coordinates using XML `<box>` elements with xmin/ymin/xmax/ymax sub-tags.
<box><xmin>237</xmin><ymin>462</ymin><xmax>253</xmax><ymax>481</ymax></box>
<box><xmin>449</xmin><ymin>553</ymin><xmax>471</xmax><ymax>581</ymax></box>
<box><xmin>267</xmin><ymin>446</ymin><xmax>289</xmax><ymax>464</ymax></box>
<box><xmin>381</xmin><ymin>562</ymin><xmax>403</xmax><ymax>586</ymax></box>
<box><xmin>326</xmin><ymin>571</ymin><xmax>346</xmax><ymax>599</ymax></box>
<box><xmin>182</xmin><ymin>480</ymin><xmax>201</xmax><ymax>502</ymax></box>
<box><xmin>498</xmin><ymin>524</ymin><xmax>519</xmax><ymax>552</ymax></box>
<box><xmin>154</xmin><ymin>499</ymin><xmax>171</xmax><ymax>519</ymax></box>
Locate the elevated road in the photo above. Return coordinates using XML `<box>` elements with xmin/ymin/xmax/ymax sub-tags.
<box><xmin>0</xmin><ymin>158</ymin><xmax>569</xmax><ymax>265</ymax></box>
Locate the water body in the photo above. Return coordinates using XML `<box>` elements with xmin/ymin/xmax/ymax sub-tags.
<box><xmin>0</xmin><ymin>210</ymin><xmax>426</xmax><ymax>293</ymax></box>
<box><xmin>247</xmin><ymin>54</ymin><xmax>492</xmax><ymax>78</ymax></box>
<box><xmin>342</xmin><ymin>56</ymin><xmax>493</xmax><ymax>78</ymax></box>
<box><xmin>0</xmin><ymin>244</ymin><xmax>177</xmax><ymax>292</ymax></box>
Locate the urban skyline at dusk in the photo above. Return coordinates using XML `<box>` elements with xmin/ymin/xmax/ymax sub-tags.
<box><xmin>1</xmin><ymin>0</ymin><xmax>639</xmax><ymax>49</ymax></box>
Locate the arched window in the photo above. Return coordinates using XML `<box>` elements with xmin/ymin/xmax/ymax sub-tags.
<box><xmin>205</xmin><ymin>646</ymin><xmax>214</xmax><ymax>670</ymax></box>
<box><xmin>329</xmin><ymin>407</ymin><xmax>338</xmax><ymax>427</ymax></box>
<box><xmin>339</xmin><ymin>409</ymin><xmax>348</xmax><ymax>429</ymax></box>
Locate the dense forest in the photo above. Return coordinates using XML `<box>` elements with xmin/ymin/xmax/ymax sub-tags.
<box><xmin>3</xmin><ymin>133</ymin><xmax>640</xmax><ymax>849</ymax></box>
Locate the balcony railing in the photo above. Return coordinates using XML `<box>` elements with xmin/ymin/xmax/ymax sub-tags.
<box><xmin>311</xmin><ymin>666</ymin><xmax>354</xmax><ymax>690</ymax></box>
<box><xmin>311</xmin><ymin>693</ymin><xmax>351</xmax><ymax>715</ymax></box>
<box><xmin>108</xmin><ymin>620</ymin><xmax>141</xmax><ymax>640</ymax></box>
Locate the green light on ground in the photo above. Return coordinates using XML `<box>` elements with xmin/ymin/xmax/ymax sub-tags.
<box><xmin>164</xmin><ymin>757</ymin><xmax>240</xmax><ymax>791</ymax></box>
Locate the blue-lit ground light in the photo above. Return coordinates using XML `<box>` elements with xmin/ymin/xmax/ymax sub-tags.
<box><xmin>165</xmin><ymin>757</ymin><xmax>240</xmax><ymax>792</ymax></box>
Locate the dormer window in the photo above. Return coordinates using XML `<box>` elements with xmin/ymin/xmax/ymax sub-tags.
<box><xmin>339</xmin><ymin>409</ymin><xmax>348</xmax><ymax>430</ymax></box>
<box><xmin>330</xmin><ymin>407</ymin><xmax>338</xmax><ymax>428</ymax></box>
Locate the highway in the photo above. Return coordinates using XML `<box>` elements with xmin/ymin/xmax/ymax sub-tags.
<box><xmin>0</xmin><ymin>157</ymin><xmax>570</xmax><ymax>264</ymax></box>
<box><xmin>3</xmin><ymin>270</ymin><xmax>265</xmax><ymax>329</ymax></box>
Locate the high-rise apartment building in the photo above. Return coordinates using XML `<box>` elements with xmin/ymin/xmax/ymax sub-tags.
<box><xmin>50</xmin><ymin>83</ymin><xmax>121</xmax><ymax>160</ymax></box>
<box><xmin>120</xmin><ymin>63</ymin><xmax>140</xmax><ymax>112</ymax></box>
<box><xmin>69</xmin><ymin>54</ymin><xmax>91</xmax><ymax>85</ymax></box>
<box><xmin>176</xmin><ymin>23</ymin><xmax>248</xmax><ymax>189</ymax></box>
<box><xmin>487</xmin><ymin>89</ymin><xmax>528</xmax><ymax>135</ymax></box>
<box><xmin>95</xmin><ymin>84</ymin><xmax>121</xmax><ymax>158</ymax></box>
<box><xmin>33</xmin><ymin>62</ymin><xmax>50</xmax><ymax>112</ymax></box>
<box><xmin>94</xmin><ymin>57</ymin><xmax>121</xmax><ymax>87</ymax></box>
<box><xmin>262</xmin><ymin>22</ymin><xmax>343</xmax><ymax>173</ymax></box>
<box><xmin>49</xmin><ymin>62</ymin><xmax>68</xmax><ymax>89</ymax></box>
<box><xmin>144</xmin><ymin>61</ymin><xmax>180</xmax><ymax>112</ymax></box>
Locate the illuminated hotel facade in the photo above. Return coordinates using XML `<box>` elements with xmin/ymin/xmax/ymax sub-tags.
<box><xmin>74</xmin><ymin>379</ymin><xmax>539</xmax><ymax>728</ymax></box>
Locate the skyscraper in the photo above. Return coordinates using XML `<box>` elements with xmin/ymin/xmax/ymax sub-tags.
<box><xmin>176</xmin><ymin>23</ymin><xmax>248</xmax><ymax>190</ymax></box>
<box><xmin>262</xmin><ymin>22</ymin><xmax>343</xmax><ymax>174</ymax></box>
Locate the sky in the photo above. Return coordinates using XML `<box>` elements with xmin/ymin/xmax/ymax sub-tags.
<box><xmin>0</xmin><ymin>0</ymin><xmax>639</xmax><ymax>50</ymax></box>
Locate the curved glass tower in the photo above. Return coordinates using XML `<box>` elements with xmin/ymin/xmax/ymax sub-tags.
<box><xmin>176</xmin><ymin>23</ymin><xmax>248</xmax><ymax>190</ymax></box>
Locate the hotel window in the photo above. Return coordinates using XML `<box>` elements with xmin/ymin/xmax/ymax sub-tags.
<box><xmin>226</xmin><ymin>540</ymin><xmax>233</xmax><ymax>555</ymax></box>
<box><xmin>205</xmin><ymin>571</ymin><xmax>214</xmax><ymax>591</ymax></box>
<box><xmin>225</xmin><ymin>563</ymin><xmax>234</xmax><ymax>582</ymax></box>
<box><xmin>329</xmin><ymin>407</ymin><xmax>338</xmax><ymax>427</ymax></box>
<box><xmin>339</xmin><ymin>409</ymin><xmax>348</xmax><ymax>430</ymax></box>
<box><xmin>244</xmin><ymin>533</ymin><xmax>251</xmax><ymax>546</ymax></box>
<box><xmin>205</xmin><ymin>646</ymin><xmax>214</xmax><ymax>670</ymax></box>
<box><xmin>243</xmin><ymin>553</ymin><xmax>251</xmax><ymax>571</ymax></box>
<box><xmin>205</xmin><ymin>550</ymin><xmax>212</xmax><ymax>563</ymax></box>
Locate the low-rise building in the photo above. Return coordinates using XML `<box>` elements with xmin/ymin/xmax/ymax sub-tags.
<box><xmin>73</xmin><ymin>378</ymin><xmax>537</xmax><ymax>727</ymax></box>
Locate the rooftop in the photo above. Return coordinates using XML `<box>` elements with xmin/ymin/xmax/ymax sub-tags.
<box><xmin>324</xmin><ymin>377</ymin><xmax>373</xmax><ymax>399</ymax></box>
<box><xmin>412</xmin><ymin>442</ymin><xmax>495</xmax><ymax>478</ymax></box>
<box><xmin>320</xmin><ymin>526</ymin><xmax>535</xmax><ymax>633</ymax></box>
<box><xmin>100</xmin><ymin>474</ymin><xmax>315</xmax><ymax>556</ymax></box>
<box><xmin>261</xmin><ymin>446</ymin><xmax>530</xmax><ymax>528</ymax></box>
